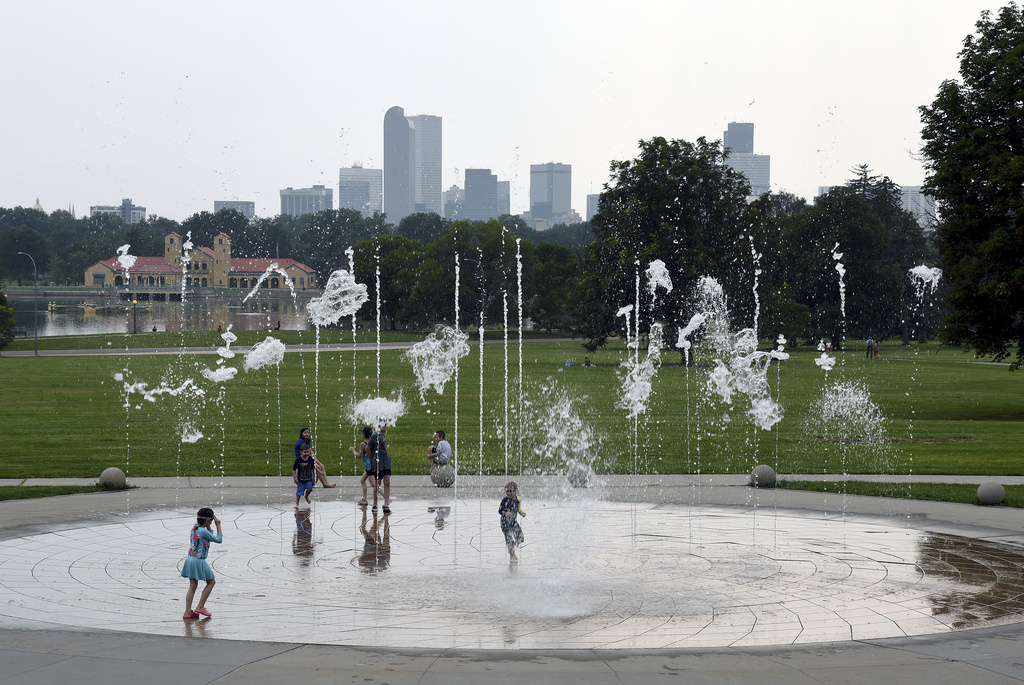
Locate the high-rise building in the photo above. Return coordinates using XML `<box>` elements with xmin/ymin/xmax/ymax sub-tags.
<box><xmin>900</xmin><ymin>186</ymin><xmax>937</xmax><ymax>230</ymax></box>
<box><xmin>463</xmin><ymin>169</ymin><xmax>497</xmax><ymax>221</ymax></box>
<box><xmin>90</xmin><ymin>198</ymin><xmax>146</xmax><ymax>224</ymax></box>
<box><xmin>722</xmin><ymin>122</ymin><xmax>770</xmax><ymax>196</ymax></box>
<box><xmin>214</xmin><ymin>201</ymin><xmax>255</xmax><ymax>220</ymax></box>
<box><xmin>723</xmin><ymin>122</ymin><xmax>754</xmax><ymax>154</ymax></box>
<box><xmin>407</xmin><ymin>115</ymin><xmax>442</xmax><ymax>214</ymax></box>
<box><xmin>384</xmin><ymin>106</ymin><xmax>442</xmax><ymax>222</ymax></box>
<box><xmin>338</xmin><ymin>164</ymin><xmax>383</xmax><ymax>215</ymax></box>
<box><xmin>497</xmin><ymin>181</ymin><xmax>510</xmax><ymax>217</ymax></box>
<box><xmin>530</xmin><ymin>163</ymin><xmax>572</xmax><ymax>220</ymax></box>
<box><xmin>443</xmin><ymin>184</ymin><xmax>463</xmax><ymax>219</ymax></box>
<box><xmin>280</xmin><ymin>186</ymin><xmax>332</xmax><ymax>217</ymax></box>
<box><xmin>586</xmin><ymin>194</ymin><xmax>600</xmax><ymax>222</ymax></box>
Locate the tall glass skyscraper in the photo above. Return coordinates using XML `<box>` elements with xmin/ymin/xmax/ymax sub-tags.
<box><xmin>384</xmin><ymin>106</ymin><xmax>442</xmax><ymax>222</ymax></box>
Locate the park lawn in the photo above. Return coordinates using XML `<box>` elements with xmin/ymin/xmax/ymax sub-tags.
<box><xmin>780</xmin><ymin>481</ymin><xmax>1024</xmax><ymax>508</ymax></box>
<box><xmin>0</xmin><ymin>340</ymin><xmax>1020</xmax><ymax>479</ymax></box>
<box><xmin>1</xmin><ymin>327</ymin><xmax>568</xmax><ymax>353</ymax></box>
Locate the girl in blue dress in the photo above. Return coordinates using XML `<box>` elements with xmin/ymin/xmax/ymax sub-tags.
<box><xmin>182</xmin><ymin>507</ymin><xmax>223</xmax><ymax>619</ymax></box>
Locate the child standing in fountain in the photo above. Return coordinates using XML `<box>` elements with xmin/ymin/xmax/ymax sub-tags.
<box><xmin>349</xmin><ymin>426</ymin><xmax>376</xmax><ymax>506</ymax></box>
<box><xmin>294</xmin><ymin>443</ymin><xmax>316</xmax><ymax>508</ymax></box>
<box><xmin>182</xmin><ymin>507</ymin><xmax>222</xmax><ymax>619</ymax></box>
<box><xmin>499</xmin><ymin>482</ymin><xmax>526</xmax><ymax>563</ymax></box>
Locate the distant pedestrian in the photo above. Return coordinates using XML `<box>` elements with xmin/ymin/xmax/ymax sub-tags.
<box><xmin>866</xmin><ymin>338</ymin><xmax>874</xmax><ymax>358</ymax></box>
<box><xmin>874</xmin><ymin>340</ymin><xmax>880</xmax><ymax>358</ymax></box>
<box><xmin>181</xmin><ymin>507</ymin><xmax>222</xmax><ymax>619</ymax></box>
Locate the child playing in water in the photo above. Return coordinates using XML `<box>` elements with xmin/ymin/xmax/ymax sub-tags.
<box><xmin>349</xmin><ymin>426</ymin><xmax>377</xmax><ymax>506</ymax></box>
<box><xmin>181</xmin><ymin>507</ymin><xmax>223</xmax><ymax>619</ymax></box>
<box><xmin>498</xmin><ymin>482</ymin><xmax>526</xmax><ymax>562</ymax></box>
<box><xmin>294</xmin><ymin>443</ymin><xmax>316</xmax><ymax>508</ymax></box>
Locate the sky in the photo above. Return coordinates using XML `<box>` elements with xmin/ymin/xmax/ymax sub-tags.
<box><xmin>0</xmin><ymin>0</ymin><xmax>1010</xmax><ymax>223</ymax></box>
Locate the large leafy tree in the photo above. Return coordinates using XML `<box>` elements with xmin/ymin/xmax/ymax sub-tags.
<box><xmin>0</xmin><ymin>261</ymin><xmax>16</xmax><ymax>352</ymax></box>
<box><xmin>919</xmin><ymin>3</ymin><xmax>1024</xmax><ymax>368</ymax></box>
<box><xmin>579</xmin><ymin>136</ymin><xmax>753</xmax><ymax>350</ymax></box>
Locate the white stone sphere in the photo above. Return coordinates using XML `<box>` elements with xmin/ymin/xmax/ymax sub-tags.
<box><xmin>749</xmin><ymin>464</ymin><xmax>777</xmax><ymax>489</ymax></box>
<box><xmin>977</xmin><ymin>481</ymin><xmax>1005</xmax><ymax>505</ymax></box>
<box><xmin>99</xmin><ymin>467</ymin><xmax>127</xmax><ymax>490</ymax></box>
<box><xmin>431</xmin><ymin>464</ymin><xmax>456</xmax><ymax>488</ymax></box>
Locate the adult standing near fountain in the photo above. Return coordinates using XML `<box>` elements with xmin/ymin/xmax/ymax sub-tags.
<box><xmin>369</xmin><ymin>424</ymin><xmax>392</xmax><ymax>514</ymax></box>
<box><xmin>295</xmin><ymin>427</ymin><xmax>337</xmax><ymax>489</ymax></box>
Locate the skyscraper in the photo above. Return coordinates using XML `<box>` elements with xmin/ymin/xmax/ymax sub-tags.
<box><xmin>463</xmin><ymin>169</ymin><xmax>497</xmax><ymax>221</ymax></box>
<box><xmin>384</xmin><ymin>106</ymin><xmax>442</xmax><ymax>222</ymax></box>
<box><xmin>214</xmin><ymin>200</ymin><xmax>255</xmax><ymax>220</ymax></box>
<box><xmin>407</xmin><ymin>114</ymin><xmax>442</xmax><ymax>214</ymax></box>
<box><xmin>722</xmin><ymin>122</ymin><xmax>770</xmax><ymax>196</ymax></box>
<box><xmin>530</xmin><ymin>163</ymin><xmax>572</xmax><ymax>219</ymax></box>
<box><xmin>723</xmin><ymin>122</ymin><xmax>754</xmax><ymax>154</ymax></box>
<box><xmin>280</xmin><ymin>186</ymin><xmax>332</xmax><ymax>216</ymax></box>
<box><xmin>900</xmin><ymin>186</ymin><xmax>937</xmax><ymax>230</ymax></box>
<box><xmin>383</xmin><ymin>106</ymin><xmax>414</xmax><ymax>222</ymax></box>
<box><xmin>338</xmin><ymin>164</ymin><xmax>383</xmax><ymax>215</ymax></box>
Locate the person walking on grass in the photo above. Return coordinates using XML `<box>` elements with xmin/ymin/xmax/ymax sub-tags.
<box><xmin>499</xmin><ymin>482</ymin><xmax>526</xmax><ymax>563</ymax></box>
<box><xmin>182</xmin><ymin>507</ymin><xmax>222</xmax><ymax>620</ymax></box>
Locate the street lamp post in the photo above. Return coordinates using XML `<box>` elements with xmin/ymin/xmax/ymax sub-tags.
<box><xmin>16</xmin><ymin>251</ymin><xmax>38</xmax><ymax>356</ymax></box>
<box><xmin>132</xmin><ymin>299</ymin><xmax>138</xmax><ymax>334</ymax></box>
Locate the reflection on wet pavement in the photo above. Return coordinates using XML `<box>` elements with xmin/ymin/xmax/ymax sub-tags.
<box><xmin>1</xmin><ymin>498</ymin><xmax>1023</xmax><ymax>649</ymax></box>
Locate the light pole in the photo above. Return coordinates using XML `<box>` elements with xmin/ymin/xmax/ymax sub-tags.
<box><xmin>132</xmin><ymin>299</ymin><xmax>138</xmax><ymax>334</ymax></box>
<box><xmin>16</xmin><ymin>251</ymin><xmax>38</xmax><ymax>356</ymax></box>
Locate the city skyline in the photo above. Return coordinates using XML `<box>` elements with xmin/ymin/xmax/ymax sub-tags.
<box><xmin>0</xmin><ymin>1</ymin><xmax>1008</xmax><ymax>222</ymax></box>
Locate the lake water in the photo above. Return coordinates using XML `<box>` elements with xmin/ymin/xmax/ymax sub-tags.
<box><xmin>9</xmin><ymin>293</ymin><xmax>314</xmax><ymax>337</ymax></box>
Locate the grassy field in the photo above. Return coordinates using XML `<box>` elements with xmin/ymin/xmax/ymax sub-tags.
<box><xmin>0</xmin><ymin>338</ymin><xmax>1021</xmax><ymax>479</ymax></box>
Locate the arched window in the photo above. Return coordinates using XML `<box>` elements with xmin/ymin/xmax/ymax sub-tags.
<box><xmin>148</xmin><ymin>276</ymin><xmax>155</xmax><ymax>286</ymax></box>
<box><xmin>271</xmin><ymin>278</ymin><xmax>280</xmax><ymax>289</ymax></box>
<box><xmin>229</xmin><ymin>278</ymin><xmax>237</xmax><ymax>288</ymax></box>
<box><xmin>115</xmin><ymin>275</ymin><xmax>123</xmax><ymax>286</ymax></box>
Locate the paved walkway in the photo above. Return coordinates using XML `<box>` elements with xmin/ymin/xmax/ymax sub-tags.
<box><xmin>3</xmin><ymin>476</ymin><xmax>1024</xmax><ymax>683</ymax></box>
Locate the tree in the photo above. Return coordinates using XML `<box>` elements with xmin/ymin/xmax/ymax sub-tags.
<box><xmin>919</xmin><ymin>3</ymin><xmax>1024</xmax><ymax>368</ymax></box>
<box><xmin>395</xmin><ymin>212</ymin><xmax>449</xmax><ymax>245</ymax></box>
<box><xmin>0</xmin><ymin>261</ymin><xmax>16</xmax><ymax>352</ymax></box>
<box><xmin>352</xmin><ymin>235</ymin><xmax>426</xmax><ymax>330</ymax></box>
<box><xmin>0</xmin><ymin>226</ymin><xmax>50</xmax><ymax>283</ymax></box>
<box><xmin>296</xmin><ymin>209</ymin><xmax>384</xmax><ymax>278</ymax></box>
<box><xmin>579</xmin><ymin>136</ymin><xmax>753</xmax><ymax>351</ymax></box>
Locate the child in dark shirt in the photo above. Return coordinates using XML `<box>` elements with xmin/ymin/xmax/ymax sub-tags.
<box><xmin>498</xmin><ymin>481</ymin><xmax>526</xmax><ymax>562</ymax></box>
<box><xmin>293</xmin><ymin>444</ymin><xmax>316</xmax><ymax>508</ymax></box>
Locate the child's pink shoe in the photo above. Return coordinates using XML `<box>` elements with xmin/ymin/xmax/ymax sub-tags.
<box><xmin>194</xmin><ymin>607</ymin><xmax>212</xmax><ymax>617</ymax></box>
<box><xmin>183</xmin><ymin>611</ymin><xmax>199</xmax><ymax>619</ymax></box>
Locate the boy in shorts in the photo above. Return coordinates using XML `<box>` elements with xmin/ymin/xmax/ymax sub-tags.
<box><xmin>293</xmin><ymin>443</ymin><xmax>316</xmax><ymax>508</ymax></box>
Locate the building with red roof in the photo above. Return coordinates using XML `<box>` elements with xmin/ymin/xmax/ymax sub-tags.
<box><xmin>85</xmin><ymin>233</ymin><xmax>316</xmax><ymax>300</ymax></box>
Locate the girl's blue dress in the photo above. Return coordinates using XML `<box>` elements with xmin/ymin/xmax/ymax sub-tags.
<box><xmin>180</xmin><ymin>524</ymin><xmax>222</xmax><ymax>581</ymax></box>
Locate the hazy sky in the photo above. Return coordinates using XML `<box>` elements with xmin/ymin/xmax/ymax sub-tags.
<box><xmin>0</xmin><ymin>1</ymin><xmax>1008</xmax><ymax>222</ymax></box>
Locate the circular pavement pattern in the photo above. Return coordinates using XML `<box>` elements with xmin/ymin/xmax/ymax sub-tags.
<box><xmin>2</xmin><ymin>497</ymin><xmax>1024</xmax><ymax>649</ymax></box>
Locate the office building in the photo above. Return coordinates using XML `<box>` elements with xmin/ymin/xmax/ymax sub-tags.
<box><xmin>530</xmin><ymin>163</ymin><xmax>572</xmax><ymax>220</ymax></box>
<box><xmin>384</xmin><ymin>106</ymin><xmax>442</xmax><ymax>222</ymax></box>
<box><xmin>90</xmin><ymin>198</ymin><xmax>146</xmax><ymax>224</ymax></box>
<box><xmin>723</xmin><ymin>122</ymin><xmax>754</xmax><ymax>154</ymax></box>
<box><xmin>443</xmin><ymin>185</ymin><xmax>463</xmax><ymax>219</ymax></box>
<box><xmin>497</xmin><ymin>181</ymin><xmax>510</xmax><ymax>217</ymax></box>
<box><xmin>280</xmin><ymin>186</ymin><xmax>332</xmax><ymax>217</ymax></box>
<box><xmin>723</xmin><ymin>122</ymin><xmax>770</xmax><ymax>196</ymax></box>
<box><xmin>586</xmin><ymin>194</ymin><xmax>600</xmax><ymax>221</ymax></box>
<box><xmin>900</xmin><ymin>186</ymin><xmax>936</xmax><ymax>230</ymax></box>
<box><xmin>463</xmin><ymin>169</ymin><xmax>497</xmax><ymax>221</ymax></box>
<box><xmin>338</xmin><ymin>164</ymin><xmax>383</xmax><ymax>215</ymax></box>
<box><xmin>214</xmin><ymin>201</ymin><xmax>255</xmax><ymax>220</ymax></box>
<box><xmin>408</xmin><ymin>114</ymin><xmax>442</xmax><ymax>214</ymax></box>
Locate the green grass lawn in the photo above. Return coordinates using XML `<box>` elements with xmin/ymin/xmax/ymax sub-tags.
<box><xmin>0</xmin><ymin>338</ymin><xmax>1020</xmax><ymax>479</ymax></box>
